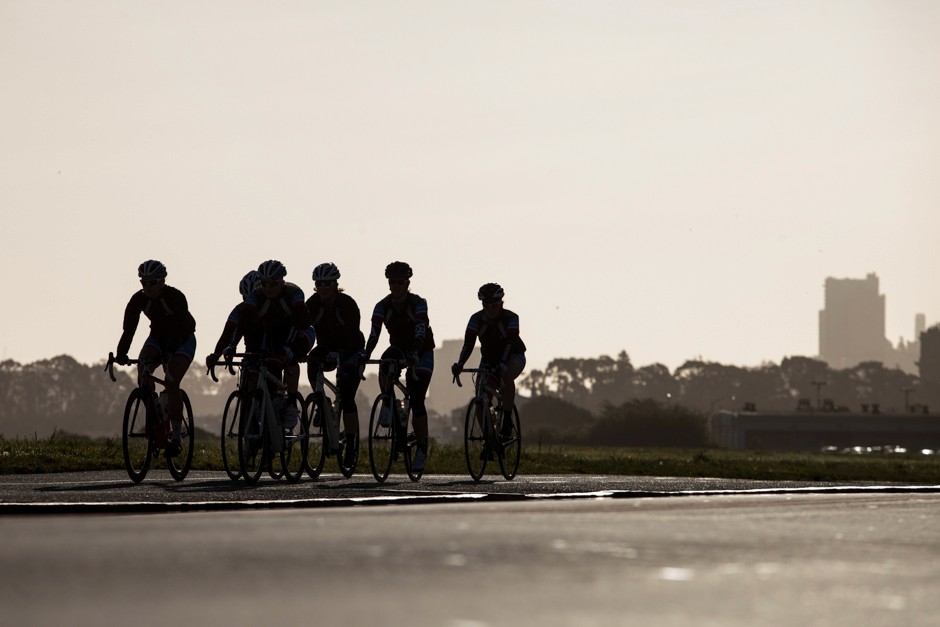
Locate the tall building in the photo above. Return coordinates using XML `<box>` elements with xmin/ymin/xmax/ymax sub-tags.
<box><xmin>818</xmin><ymin>273</ymin><xmax>892</xmax><ymax>369</ymax></box>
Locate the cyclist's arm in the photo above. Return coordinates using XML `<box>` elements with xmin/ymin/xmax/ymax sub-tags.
<box><xmin>364</xmin><ymin>302</ymin><xmax>384</xmax><ymax>358</ymax></box>
<box><xmin>411</xmin><ymin>296</ymin><xmax>430</xmax><ymax>354</ymax></box>
<box><xmin>115</xmin><ymin>293</ymin><xmax>144</xmax><ymax>357</ymax></box>
<box><xmin>455</xmin><ymin>326</ymin><xmax>478</xmax><ymax>368</ymax></box>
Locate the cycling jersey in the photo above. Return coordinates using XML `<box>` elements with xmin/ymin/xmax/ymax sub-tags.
<box><xmin>117</xmin><ymin>285</ymin><xmax>196</xmax><ymax>357</ymax></box>
<box><xmin>366</xmin><ymin>293</ymin><xmax>435</xmax><ymax>356</ymax></box>
<box><xmin>212</xmin><ymin>302</ymin><xmax>262</xmax><ymax>355</ymax></box>
<box><xmin>240</xmin><ymin>282</ymin><xmax>314</xmax><ymax>356</ymax></box>
<box><xmin>457</xmin><ymin>308</ymin><xmax>526</xmax><ymax>366</ymax></box>
<box><xmin>305</xmin><ymin>292</ymin><xmax>366</xmax><ymax>354</ymax></box>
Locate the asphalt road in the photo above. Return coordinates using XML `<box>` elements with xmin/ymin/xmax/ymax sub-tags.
<box><xmin>3</xmin><ymin>473</ymin><xmax>940</xmax><ymax>626</ymax></box>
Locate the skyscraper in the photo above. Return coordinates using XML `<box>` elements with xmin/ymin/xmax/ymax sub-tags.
<box><xmin>818</xmin><ymin>273</ymin><xmax>892</xmax><ymax>369</ymax></box>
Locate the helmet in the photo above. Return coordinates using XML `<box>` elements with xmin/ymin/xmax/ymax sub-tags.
<box><xmin>385</xmin><ymin>261</ymin><xmax>413</xmax><ymax>280</ymax></box>
<box><xmin>478</xmin><ymin>282</ymin><xmax>504</xmax><ymax>301</ymax></box>
<box><xmin>312</xmin><ymin>262</ymin><xmax>341</xmax><ymax>282</ymax></box>
<box><xmin>257</xmin><ymin>259</ymin><xmax>287</xmax><ymax>280</ymax></box>
<box><xmin>239</xmin><ymin>270</ymin><xmax>261</xmax><ymax>297</ymax></box>
<box><xmin>138</xmin><ymin>259</ymin><xmax>167</xmax><ymax>279</ymax></box>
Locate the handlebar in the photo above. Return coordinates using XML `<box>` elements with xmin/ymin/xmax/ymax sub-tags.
<box><xmin>104</xmin><ymin>352</ymin><xmax>169</xmax><ymax>386</ymax></box>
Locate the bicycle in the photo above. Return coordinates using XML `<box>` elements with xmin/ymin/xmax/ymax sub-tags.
<box><xmin>210</xmin><ymin>353</ymin><xmax>308</xmax><ymax>484</ymax></box>
<box><xmin>365</xmin><ymin>355</ymin><xmax>423</xmax><ymax>482</ymax></box>
<box><xmin>105</xmin><ymin>352</ymin><xmax>195</xmax><ymax>483</ymax></box>
<box><xmin>454</xmin><ymin>365</ymin><xmax>521</xmax><ymax>482</ymax></box>
<box><xmin>304</xmin><ymin>361</ymin><xmax>359</xmax><ymax>479</ymax></box>
<box><xmin>209</xmin><ymin>355</ymin><xmax>252</xmax><ymax>481</ymax></box>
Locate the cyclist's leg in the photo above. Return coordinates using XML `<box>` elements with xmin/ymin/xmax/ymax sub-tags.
<box><xmin>337</xmin><ymin>353</ymin><xmax>361</xmax><ymax>436</ymax></box>
<box><xmin>138</xmin><ymin>339</ymin><xmax>162</xmax><ymax>390</ymax></box>
<box><xmin>499</xmin><ymin>354</ymin><xmax>525</xmax><ymax>437</ymax></box>
<box><xmin>165</xmin><ymin>334</ymin><xmax>196</xmax><ymax>438</ymax></box>
<box><xmin>410</xmin><ymin>350</ymin><xmax>434</xmax><ymax>450</ymax></box>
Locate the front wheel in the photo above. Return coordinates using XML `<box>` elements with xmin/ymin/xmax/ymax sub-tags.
<box><xmin>304</xmin><ymin>394</ymin><xmax>327</xmax><ymax>479</ymax></box>
<box><xmin>368</xmin><ymin>394</ymin><xmax>396</xmax><ymax>483</ymax></box>
<box><xmin>167</xmin><ymin>390</ymin><xmax>195</xmax><ymax>481</ymax></box>
<box><xmin>220</xmin><ymin>391</ymin><xmax>244</xmax><ymax>481</ymax></box>
<box><xmin>497</xmin><ymin>405</ymin><xmax>521</xmax><ymax>480</ymax></box>
<box><xmin>282</xmin><ymin>392</ymin><xmax>308</xmax><ymax>483</ymax></box>
<box><xmin>122</xmin><ymin>388</ymin><xmax>154</xmax><ymax>483</ymax></box>
<box><xmin>239</xmin><ymin>394</ymin><xmax>266</xmax><ymax>484</ymax></box>
<box><xmin>463</xmin><ymin>398</ymin><xmax>488</xmax><ymax>482</ymax></box>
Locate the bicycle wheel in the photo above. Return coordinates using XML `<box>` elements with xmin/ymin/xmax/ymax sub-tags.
<box><xmin>368</xmin><ymin>394</ymin><xmax>396</xmax><ymax>483</ymax></box>
<box><xmin>239</xmin><ymin>394</ymin><xmax>266</xmax><ymax>484</ymax></box>
<box><xmin>282</xmin><ymin>392</ymin><xmax>308</xmax><ymax>483</ymax></box>
<box><xmin>497</xmin><ymin>405</ymin><xmax>521</xmax><ymax>480</ymax></box>
<box><xmin>220</xmin><ymin>390</ymin><xmax>243</xmax><ymax>481</ymax></box>
<box><xmin>122</xmin><ymin>388</ymin><xmax>154</xmax><ymax>483</ymax></box>
<box><xmin>167</xmin><ymin>390</ymin><xmax>195</xmax><ymax>481</ymax></box>
<box><xmin>464</xmin><ymin>398</ymin><xmax>488</xmax><ymax>482</ymax></box>
<box><xmin>304</xmin><ymin>393</ymin><xmax>327</xmax><ymax>478</ymax></box>
<box><xmin>337</xmin><ymin>420</ymin><xmax>359</xmax><ymax>479</ymax></box>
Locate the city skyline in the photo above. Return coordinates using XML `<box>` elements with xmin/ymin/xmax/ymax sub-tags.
<box><xmin>2</xmin><ymin>1</ymin><xmax>939</xmax><ymax>374</ymax></box>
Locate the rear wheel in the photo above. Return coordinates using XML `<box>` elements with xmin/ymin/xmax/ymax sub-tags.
<box><xmin>368</xmin><ymin>394</ymin><xmax>396</xmax><ymax>483</ymax></box>
<box><xmin>167</xmin><ymin>390</ymin><xmax>195</xmax><ymax>481</ymax></box>
<box><xmin>239</xmin><ymin>394</ymin><xmax>266</xmax><ymax>484</ymax></box>
<box><xmin>404</xmin><ymin>432</ymin><xmax>424</xmax><ymax>482</ymax></box>
<box><xmin>304</xmin><ymin>394</ymin><xmax>327</xmax><ymax>478</ymax></box>
<box><xmin>464</xmin><ymin>398</ymin><xmax>487</xmax><ymax>482</ymax></box>
<box><xmin>220</xmin><ymin>391</ymin><xmax>243</xmax><ymax>481</ymax></box>
<box><xmin>497</xmin><ymin>405</ymin><xmax>521</xmax><ymax>480</ymax></box>
<box><xmin>122</xmin><ymin>388</ymin><xmax>154</xmax><ymax>483</ymax></box>
<box><xmin>282</xmin><ymin>392</ymin><xmax>308</xmax><ymax>483</ymax></box>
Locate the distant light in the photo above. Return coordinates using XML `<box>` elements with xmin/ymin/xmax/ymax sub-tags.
<box><xmin>666</xmin><ymin>393</ymin><xmax>672</xmax><ymax>399</ymax></box>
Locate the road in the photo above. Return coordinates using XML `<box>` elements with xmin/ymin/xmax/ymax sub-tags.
<box><xmin>2</xmin><ymin>473</ymin><xmax>939</xmax><ymax>626</ymax></box>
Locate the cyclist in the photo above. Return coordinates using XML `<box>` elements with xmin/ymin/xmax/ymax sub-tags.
<box><xmin>205</xmin><ymin>270</ymin><xmax>262</xmax><ymax>369</ymax></box>
<box><xmin>114</xmin><ymin>259</ymin><xmax>197</xmax><ymax>456</ymax></box>
<box><xmin>364</xmin><ymin>261</ymin><xmax>434</xmax><ymax>472</ymax></box>
<box><xmin>451</xmin><ymin>282</ymin><xmax>526</xmax><ymax>445</ymax></box>
<box><xmin>239</xmin><ymin>259</ymin><xmax>314</xmax><ymax>429</ymax></box>
<box><xmin>305</xmin><ymin>262</ymin><xmax>366</xmax><ymax>462</ymax></box>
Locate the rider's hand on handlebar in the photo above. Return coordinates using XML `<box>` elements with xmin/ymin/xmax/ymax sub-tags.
<box><xmin>115</xmin><ymin>353</ymin><xmax>131</xmax><ymax>366</ymax></box>
<box><xmin>451</xmin><ymin>362</ymin><xmax>462</xmax><ymax>378</ymax></box>
<box><xmin>206</xmin><ymin>353</ymin><xmax>219</xmax><ymax>369</ymax></box>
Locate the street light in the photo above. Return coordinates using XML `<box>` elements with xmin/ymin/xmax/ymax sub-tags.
<box><xmin>811</xmin><ymin>379</ymin><xmax>827</xmax><ymax>411</ymax></box>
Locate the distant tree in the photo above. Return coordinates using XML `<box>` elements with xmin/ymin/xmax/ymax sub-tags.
<box><xmin>520</xmin><ymin>351</ymin><xmax>635</xmax><ymax>412</ymax></box>
<box><xmin>587</xmin><ymin>399</ymin><xmax>709</xmax><ymax>448</ymax></box>
<box><xmin>522</xmin><ymin>395</ymin><xmax>596</xmax><ymax>445</ymax></box>
<box><xmin>630</xmin><ymin>363</ymin><xmax>678</xmax><ymax>403</ymax></box>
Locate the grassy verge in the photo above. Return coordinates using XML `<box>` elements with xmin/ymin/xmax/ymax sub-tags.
<box><xmin>1</xmin><ymin>434</ymin><xmax>939</xmax><ymax>482</ymax></box>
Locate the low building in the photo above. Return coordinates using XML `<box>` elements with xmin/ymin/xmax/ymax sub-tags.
<box><xmin>709</xmin><ymin>408</ymin><xmax>940</xmax><ymax>451</ymax></box>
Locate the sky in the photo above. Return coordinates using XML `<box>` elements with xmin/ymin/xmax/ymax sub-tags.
<box><xmin>2</xmin><ymin>0</ymin><xmax>939</xmax><ymax>375</ymax></box>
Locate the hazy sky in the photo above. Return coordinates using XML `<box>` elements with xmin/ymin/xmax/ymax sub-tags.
<box><xmin>2</xmin><ymin>0</ymin><xmax>938</xmax><ymax>375</ymax></box>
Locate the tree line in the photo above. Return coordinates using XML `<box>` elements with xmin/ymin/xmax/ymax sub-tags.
<box><xmin>1</xmin><ymin>351</ymin><xmax>929</xmax><ymax>447</ymax></box>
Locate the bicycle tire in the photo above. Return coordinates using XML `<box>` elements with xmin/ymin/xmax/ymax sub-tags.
<box><xmin>282</xmin><ymin>392</ymin><xmax>308</xmax><ymax>483</ymax></box>
<box><xmin>304</xmin><ymin>393</ymin><xmax>327</xmax><ymax>478</ymax></box>
<box><xmin>167</xmin><ymin>390</ymin><xmax>195</xmax><ymax>481</ymax></box>
<box><xmin>122</xmin><ymin>388</ymin><xmax>153</xmax><ymax>483</ymax></box>
<box><xmin>239</xmin><ymin>393</ymin><xmax>266</xmax><ymax>484</ymax></box>
<box><xmin>220</xmin><ymin>390</ymin><xmax>243</xmax><ymax>481</ymax></box>
<box><xmin>497</xmin><ymin>405</ymin><xmax>521</xmax><ymax>480</ymax></box>
<box><xmin>368</xmin><ymin>394</ymin><xmax>396</xmax><ymax>483</ymax></box>
<box><xmin>464</xmin><ymin>398</ymin><xmax>488</xmax><ymax>482</ymax></box>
